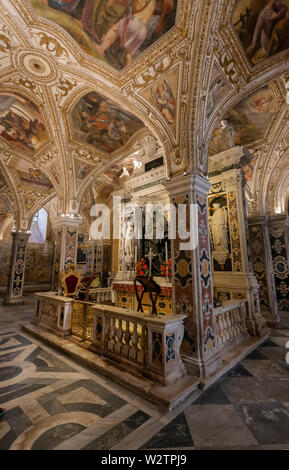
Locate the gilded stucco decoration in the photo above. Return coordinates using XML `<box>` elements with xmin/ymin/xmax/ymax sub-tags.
<box><xmin>1</xmin><ymin>0</ymin><xmax>289</xmax><ymax>234</ymax></box>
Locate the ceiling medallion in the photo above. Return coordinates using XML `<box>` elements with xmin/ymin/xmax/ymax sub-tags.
<box><xmin>11</xmin><ymin>48</ymin><xmax>58</xmax><ymax>84</ymax></box>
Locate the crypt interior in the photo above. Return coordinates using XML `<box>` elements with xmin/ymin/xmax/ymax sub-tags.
<box><xmin>0</xmin><ymin>0</ymin><xmax>289</xmax><ymax>451</ymax></box>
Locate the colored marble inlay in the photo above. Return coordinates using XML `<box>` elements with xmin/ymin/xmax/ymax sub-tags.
<box><xmin>197</xmin><ymin>193</ymin><xmax>214</xmax><ymax>353</ymax></box>
<box><xmin>270</xmin><ymin>227</ymin><xmax>289</xmax><ymax>311</ymax></box>
<box><xmin>249</xmin><ymin>225</ymin><xmax>270</xmax><ymax>313</ymax></box>
<box><xmin>228</xmin><ymin>192</ymin><xmax>242</xmax><ymax>272</ymax></box>
<box><xmin>12</xmin><ymin>237</ymin><xmax>28</xmax><ymax>297</ymax></box>
<box><xmin>166</xmin><ymin>332</ymin><xmax>175</xmax><ymax>364</ymax></box>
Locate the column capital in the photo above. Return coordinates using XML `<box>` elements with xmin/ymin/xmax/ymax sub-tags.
<box><xmin>268</xmin><ymin>214</ymin><xmax>289</xmax><ymax>226</ymax></box>
<box><xmin>248</xmin><ymin>215</ymin><xmax>269</xmax><ymax>226</ymax></box>
<box><xmin>11</xmin><ymin>230</ymin><xmax>30</xmax><ymax>240</ymax></box>
<box><xmin>55</xmin><ymin>214</ymin><xmax>82</xmax><ymax>228</ymax></box>
<box><xmin>163</xmin><ymin>171</ymin><xmax>211</xmax><ymax>197</ymax></box>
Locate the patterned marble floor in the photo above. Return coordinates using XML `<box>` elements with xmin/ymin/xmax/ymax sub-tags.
<box><xmin>0</xmin><ymin>296</ymin><xmax>289</xmax><ymax>450</ymax></box>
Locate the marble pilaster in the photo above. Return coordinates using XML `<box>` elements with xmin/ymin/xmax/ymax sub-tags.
<box><xmin>248</xmin><ymin>216</ymin><xmax>280</xmax><ymax>328</ymax></box>
<box><xmin>267</xmin><ymin>215</ymin><xmax>289</xmax><ymax>327</ymax></box>
<box><xmin>208</xmin><ymin>147</ymin><xmax>267</xmax><ymax>337</ymax></box>
<box><xmin>52</xmin><ymin>215</ymin><xmax>82</xmax><ymax>293</ymax></box>
<box><xmin>164</xmin><ymin>172</ymin><xmax>221</xmax><ymax>378</ymax></box>
<box><xmin>3</xmin><ymin>230</ymin><xmax>30</xmax><ymax>305</ymax></box>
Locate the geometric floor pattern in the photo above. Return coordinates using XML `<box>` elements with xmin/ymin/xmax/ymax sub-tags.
<box><xmin>0</xmin><ymin>297</ymin><xmax>289</xmax><ymax>450</ymax></box>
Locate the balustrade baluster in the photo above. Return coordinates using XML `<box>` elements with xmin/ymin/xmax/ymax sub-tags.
<box><xmin>122</xmin><ymin>320</ymin><xmax>131</xmax><ymax>357</ymax></box>
<box><xmin>234</xmin><ymin>309</ymin><xmax>241</xmax><ymax>335</ymax></box>
<box><xmin>115</xmin><ymin>319</ymin><xmax>123</xmax><ymax>353</ymax></box>
<box><xmin>129</xmin><ymin>322</ymin><xmax>138</xmax><ymax>361</ymax></box>
<box><xmin>230</xmin><ymin>310</ymin><xmax>237</xmax><ymax>337</ymax></box>
<box><xmin>216</xmin><ymin>314</ymin><xmax>223</xmax><ymax>346</ymax></box>
<box><xmin>226</xmin><ymin>311</ymin><xmax>233</xmax><ymax>339</ymax></box>
<box><xmin>221</xmin><ymin>312</ymin><xmax>228</xmax><ymax>342</ymax></box>
<box><xmin>107</xmin><ymin>317</ymin><xmax>116</xmax><ymax>350</ymax></box>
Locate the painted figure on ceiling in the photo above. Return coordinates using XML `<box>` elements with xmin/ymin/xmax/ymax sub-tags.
<box><xmin>233</xmin><ymin>0</ymin><xmax>289</xmax><ymax>64</ymax></box>
<box><xmin>73</xmin><ymin>92</ymin><xmax>143</xmax><ymax>152</ymax></box>
<box><xmin>151</xmin><ymin>78</ymin><xmax>175</xmax><ymax>124</ymax></box>
<box><xmin>94</xmin><ymin>0</ymin><xmax>156</xmax><ymax>66</ymax></box>
<box><xmin>0</xmin><ymin>95</ymin><xmax>47</xmax><ymax>152</ymax></box>
<box><xmin>37</xmin><ymin>0</ymin><xmax>177</xmax><ymax>69</ymax></box>
<box><xmin>247</xmin><ymin>0</ymin><xmax>287</xmax><ymax>57</ymax></box>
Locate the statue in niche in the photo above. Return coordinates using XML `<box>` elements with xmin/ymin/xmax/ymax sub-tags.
<box><xmin>143</xmin><ymin>134</ymin><xmax>156</xmax><ymax>159</ymax></box>
<box><xmin>209</xmin><ymin>201</ymin><xmax>230</xmax><ymax>269</ymax></box>
<box><xmin>123</xmin><ymin>214</ymin><xmax>135</xmax><ymax>271</ymax></box>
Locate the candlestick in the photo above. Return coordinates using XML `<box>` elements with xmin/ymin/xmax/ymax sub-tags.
<box><xmin>135</xmin><ymin>244</ymin><xmax>137</xmax><ymax>271</ymax></box>
<box><xmin>165</xmin><ymin>241</ymin><xmax>169</xmax><ymax>282</ymax></box>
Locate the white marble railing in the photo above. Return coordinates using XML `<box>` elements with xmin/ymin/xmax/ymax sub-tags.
<box><xmin>213</xmin><ymin>300</ymin><xmax>248</xmax><ymax>352</ymax></box>
<box><xmin>92</xmin><ymin>305</ymin><xmax>186</xmax><ymax>385</ymax></box>
<box><xmin>33</xmin><ymin>292</ymin><xmax>74</xmax><ymax>338</ymax></box>
<box><xmin>89</xmin><ymin>288</ymin><xmax>116</xmax><ymax>305</ymax></box>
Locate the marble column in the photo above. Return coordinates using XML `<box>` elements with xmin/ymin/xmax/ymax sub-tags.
<box><xmin>164</xmin><ymin>172</ymin><xmax>221</xmax><ymax>378</ymax></box>
<box><xmin>248</xmin><ymin>216</ymin><xmax>279</xmax><ymax>328</ymax></box>
<box><xmin>52</xmin><ymin>215</ymin><xmax>82</xmax><ymax>293</ymax></box>
<box><xmin>267</xmin><ymin>215</ymin><xmax>289</xmax><ymax>328</ymax></box>
<box><xmin>208</xmin><ymin>147</ymin><xmax>267</xmax><ymax>337</ymax></box>
<box><xmin>3</xmin><ymin>230</ymin><xmax>30</xmax><ymax>305</ymax></box>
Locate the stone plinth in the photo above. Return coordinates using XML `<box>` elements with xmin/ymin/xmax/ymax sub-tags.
<box><xmin>33</xmin><ymin>292</ymin><xmax>74</xmax><ymax>337</ymax></box>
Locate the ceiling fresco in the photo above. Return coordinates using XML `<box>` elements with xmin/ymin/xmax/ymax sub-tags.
<box><xmin>31</xmin><ymin>0</ymin><xmax>178</xmax><ymax>70</ymax></box>
<box><xmin>75</xmin><ymin>158</ymin><xmax>96</xmax><ymax>183</ymax></box>
<box><xmin>141</xmin><ymin>67</ymin><xmax>178</xmax><ymax>126</ymax></box>
<box><xmin>233</xmin><ymin>0</ymin><xmax>289</xmax><ymax>65</ymax></box>
<box><xmin>209</xmin><ymin>85</ymin><xmax>275</xmax><ymax>154</ymax></box>
<box><xmin>206</xmin><ymin>64</ymin><xmax>230</xmax><ymax>121</ymax></box>
<box><xmin>0</xmin><ymin>0</ymin><xmax>289</xmax><ymax>231</ymax></box>
<box><xmin>0</xmin><ymin>170</ymin><xmax>14</xmax><ymax>226</ymax></box>
<box><xmin>71</xmin><ymin>91</ymin><xmax>145</xmax><ymax>153</ymax></box>
<box><xmin>0</xmin><ymin>93</ymin><xmax>48</xmax><ymax>154</ymax></box>
<box><xmin>14</xmin><ymin>159</ymin><xmax>54</xmax><ymax>190</ymax></box>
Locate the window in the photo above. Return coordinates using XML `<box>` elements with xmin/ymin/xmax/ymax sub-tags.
<box><xmin>29</xmin><ymin>208</ymin><xmax>48</xmax><ymax>243</ymax></box>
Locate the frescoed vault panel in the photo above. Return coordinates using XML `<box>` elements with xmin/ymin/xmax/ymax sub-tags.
<box><xmin>209</xmin><ymin>86</ymin><xmax>275</xmax><ymax>154</ymax></box>
<box><xmin>74</xmin><ymin>158</ymin><xmax>96</xmax><ymax>185</ymax></box>
<box><xmin>0</xmin><ymin>93</ymin><xmax>48</xmax><ymax>154</ymax></box>
<box><xmin>71</xmin><ymin>92</ymin><xmax>145</xmax><ymax>153</ymax></box>
<box><xmin>206</xmin><ymin>64</ymin><xmax>231</xmax><ymax>122</ymax></box>
<box><xmin>233</xmin><ymin>0</ymin><xmax>289</xmax><ymax>66</ymax></box>
<box><xmin>14</xmin><ymin>159</ymin><xmax>53</xmax><ymax>190</ymax></box>
<box><xmin>140</xmin><ymin>67</ymin><xmax>178</xmax><ymax>126</ymax></box>
<box><xmin>31</xmin><ymin>0</ymin><xmax>179</xmax><ymax>70</ymax></box>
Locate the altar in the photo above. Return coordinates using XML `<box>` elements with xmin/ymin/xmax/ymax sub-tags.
<box><xmin>112</xmin><ymin>280</ymin><xmax>172</xmax><ymax>315</ymax></box>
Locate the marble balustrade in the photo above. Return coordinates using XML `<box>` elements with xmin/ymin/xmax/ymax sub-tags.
<box><xmin>213</xmin><ymin>300</ymin><xmax>248</xmax><ymax>353</ymax></box>
<box><xmin>89</xmin><ymin>287</ymin><xmax>116</xmax><ymax>305</ymax></box>
<box><xmin>91</xmin><ymin>305</ymin><xmax>186</xmax><ymax>385</ymax></box>
<box><xmin>33</xmin><ymin>292</ymin><xmax>74</xmax><ymax>337</ymax></box>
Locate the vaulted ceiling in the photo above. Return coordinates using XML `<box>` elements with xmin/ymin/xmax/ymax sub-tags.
<box><xmin>1</xmin><ymin>0</ymin><xmax>289</xmax><ymax>233</ymax></box>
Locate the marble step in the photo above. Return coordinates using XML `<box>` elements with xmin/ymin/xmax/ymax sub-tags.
<box><xmin>20</xmin><ymin>322</ymin><xmax>200</xmax><ymax>411</ymax></box>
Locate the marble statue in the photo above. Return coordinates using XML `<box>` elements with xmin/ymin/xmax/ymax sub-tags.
<box><xmin>143</xmin><ymin>134</ymin><xmax>156</xmax><ymax>159</ymax></box>
<box><xmin>209</xmin><ymin>202</ymin><xmax>230</xmax><ymax>267</ymax></box>
<box><xmin>123</xmin><ymin>217</ymin><xmax>135</xmax><ymax>267</ymax></box>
